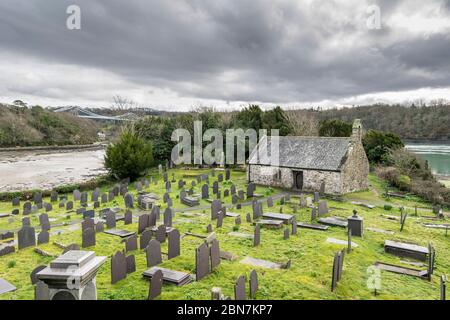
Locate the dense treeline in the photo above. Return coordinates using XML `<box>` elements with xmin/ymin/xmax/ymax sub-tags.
<box><xmin>0</xmin><ymin>104</ymin><xmax>99</xmax><ymax>147</ymax></box>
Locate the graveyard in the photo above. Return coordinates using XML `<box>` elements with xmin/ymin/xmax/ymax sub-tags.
<box><xmin>0</xmin><ymin>168</ymin><xmax>448</xmax><ymax>300</ymax></box>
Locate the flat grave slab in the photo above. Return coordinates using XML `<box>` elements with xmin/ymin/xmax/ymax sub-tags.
<box><xmin>0</xmin><ymin>278</ymin><xmax>16</xmax><ymax>295</ymax></box>
<box><xmin>143</xmin><ymin>267</ymin><xmax>192</xmax><ymax>286</ymax></box>
<box><xmin>220</xmin><ymin>251</ymin><xmax>238</xmax><ymax>261</ymax></box>
<box><xmin>384</xmin><ymin>240</ymin><xmax>428</xmax><ymax>261</ymax></box>
<box><xmin>240</xmin><ymin>257</ymin><xmax>282</xmax><ymax>269</ymax></box>
<box><xmin>366</xmin><ymin>227</ymin><xmax>394</xmax><ymax>235</ymax></box>
<box><xmin>327</xmin><ymin>237</ymin><xmax>359</xmax><ymax>248</ymax></box>
<box><xmin>262</xmin><ymin>212</ymin><xmax>294</xmax><ymax>224</ymax></box>
<box><xmin>0</xmin><ymin>213</ymin><xmax>10</xmax><ymax>219</ymax></box>
<box><xmin>225</xmin><ymin>212</ymin><xmax>240</xmax><ymax>218</ymax></box>
<box><xmin>104</xmin><ymin>229</ymin><xmax>136</xmax><ymax>238</ymax></box>
<box><xmin>228</xmin><ymin>232</ymin><xmax>254</xmax><ymax>239</ymax></box>
<box><xmin>374</xmin><ymin>262</ymin><xmax>427</xmax><ymax>278</ymax></box>
<box><xmin>297</xmin><ymin>222</ymin><xmax>329</xmax><ymax>231</ymax></box>
<box><xmin>351</xmin><ymin>201</ymin><xmax>376</xmax><ymax>209</ymax></box>
<box><xmin>255</xmin><ymin>219</ymin><xmax>284</xmax><ymax>229</ymax></box>
<box><xmin>318</xmin><ymin>217</ymin><xmax>348</xmax><ymax>228</ymax></box>
<box><xmin>422</xmin><ymin>223</ymin><xmax>450</xmax><ymax>230</ymax></box>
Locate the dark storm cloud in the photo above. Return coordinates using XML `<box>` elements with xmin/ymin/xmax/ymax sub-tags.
<box><xmin>0</xmin><ymin>0</ymin><xmax>449</xmax><ymax>106</ymax></box>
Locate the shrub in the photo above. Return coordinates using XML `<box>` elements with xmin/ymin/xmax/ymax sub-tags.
<box><xmin>383</xmin><ymin>204</ymin><xmax>393</xmax><ymax>211</ymax></box>
<box><xmin>7</xmin><ymin>260</ymin><xmax>16</xmax><ymax>268</ymax></box>
<box><xmin>395</xmin><ymin>175</ymin><xmax>412</xmax><ymax>191</ymax></box>
<box><xmin>105</xmin><ymin>126</ymin><xmax>154</xmax><ymax>180</ymax></box>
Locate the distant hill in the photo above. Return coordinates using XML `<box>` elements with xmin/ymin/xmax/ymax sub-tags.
<box><xmin>286</xmin><ymin>104</ymin><xmax>450</xmax><ymax>140</ymax></box>
<box><xmin>0</xmin><ymin>104</ymin><xmax>100</xmax><ymax>147</ymax></box>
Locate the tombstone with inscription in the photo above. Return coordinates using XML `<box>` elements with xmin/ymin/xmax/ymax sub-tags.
<box><xmin>124</xmin><ymin>210</ymin><xmax>132</xmax><ymax>225</ymax></box>
<box><xmin>18</xmin><ymin>223</ymin><xmax>36</xmax><ymax>250</ymax></box>
<box><xmin>125</xmin><ymin>235</ymin><xmax>138</xmax><ymax>252</ymax></box>
<box><xmin>36</xmin><ymin>250</ymin><xmax>106</xmax><ymax>300</ymax></box>
<box><xmin>126</xmin><ymin>255</ymin><xmax>136</xmax><ymax>274</ymax></box>
<box><xmin>39</xmin><ymin>214</ymin><xmax>50</xmax><ymax>231</ymax></box>
<box><xmin>318</xmin><ymin>201</ymin><xmax>329</xmax><ymax>216</ymax></box>
<box><xmin>105</xmin><ymin>211</ymin><xmax>116</xmax><ymax>229</ymax></box>
<box><xmin>348</xmin><ymin>209</ymin><xmax>363</xmax><ymax>237</ymax></box>
<box><xmin>82</xmin><ymin>227</ymin><xmax>96</xmax><ymax>248</ymax></box>
<box><xmin>148</xmin><ymin>269</ymin><xmax>163</xmax><ymax>300</ymax></box>
<box><xmin>211</xmin><ymin>199</ymin><xmax>221</xmax><ymax>220</ymax></box>
<box><xmin>138</xmin><ymin>214</ymin><xmax>150</xmax><ymax>234</ymax></box>
<box><xmin>313</xmin><ymin>192</ymin><xmax>320</xmax><ymax>203</ymax></box>
<box><xmin>249</xmin><ymin>270</ymin><xmax>258</xmax><ymax>299</ymax></box>
<box><xmin>23</xmin><ymin>202</ymin><xmax>32</xmax><ymax>215</ymax></box>
<box><xmin>140</xmin><ymin>229</ymin><xmax>152</xmax><ymax>250</ymax></box>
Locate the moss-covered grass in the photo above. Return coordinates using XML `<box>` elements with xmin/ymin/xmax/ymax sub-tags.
<box><xmin>0</xmin><ymin>169</ymin><xmax>448</xmax><ymax>300</ymax></box>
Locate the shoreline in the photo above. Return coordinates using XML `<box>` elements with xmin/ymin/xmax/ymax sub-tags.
<box><xmin>0</xmin><ymin>143</ymin><xmax>107</xmax><ymax>153</ymax></box>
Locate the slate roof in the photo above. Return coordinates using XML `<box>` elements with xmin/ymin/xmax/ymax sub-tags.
<box><xmin>248</xmin><ymin>135</ymin><xmax>351</xmax><ymax>171</ymax></box>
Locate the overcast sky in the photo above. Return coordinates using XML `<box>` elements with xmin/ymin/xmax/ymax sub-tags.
<box><xmin>1</xmin><ymin>0</ymin><xmax>450</xmax><ymax>111</ymax></box>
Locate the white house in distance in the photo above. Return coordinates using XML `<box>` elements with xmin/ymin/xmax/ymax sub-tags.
<box><xmin>247</xmin><ymin>119</ymin><xmax>369</xmax><ymax>195</ymax></box>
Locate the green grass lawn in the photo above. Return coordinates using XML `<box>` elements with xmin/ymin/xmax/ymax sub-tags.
<box><xmin>0</xmin><ymin>169</ymin><xmax>448</xmax><ymax>300</ymax></box>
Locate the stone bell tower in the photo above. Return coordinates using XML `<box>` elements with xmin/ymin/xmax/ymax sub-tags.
<box><xmin>351</xmin><ymin>119</ymin><xmax>363</xmax><ymax>143</ymax></box>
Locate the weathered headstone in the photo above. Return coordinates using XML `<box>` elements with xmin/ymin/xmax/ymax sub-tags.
<box><xmin>146</xmin><ymin>239</ymin><xmax>162</xmax><ymax>267</ymax></box>
<box><xmin>284</xmin><ymin>228</ymin><xmax>290</xmax><ymax>240</ymax></box>
<box><xmin>246</xmin><ymin>213</ymin><xmax>252</xmax><ymax>223</ymax></box>
<box><xmin>206</xmin><ymin>224</ymin><xmax>212</xmax><ymax>233</ymax></box>
<box><xmin>234</xmin><ymin>275</ymin><xmax>246</xmax><ymax>300</ymax></box>
<box><xmin>253</xmin><ymin>224</ymin><xmax>260</xmax><ymax>247</ymax></box>
<box><xmin>95</xmin><ymin>222</ymin><xmax>104</xmax><ymax>233</ymax></box>
<box><xmin>124</xmin><ymin>193</ymin><xmax>134</xmax><ymax>209</ymax></box>
<box><xmin>292</xmin><ymin>216</ymin><xmax>297</xmax><ymax>235</ymax></box>
<box><xmin>249</xmin><ymin>270</ymin><xmax>258</xmax><ymax>299</ymax></box>
<box><xmin>37</xmin><ymin>230</ymin><xmax>50</xmax><ymax>245</ymax></box>
<box><xmin>105</xmin><ymin>211</ymin><xmax>116</xmax><ymax>229</ymax></box>
<box><xmin>23</xmin><ymin>202</ymin><xmax>32</xmax><ymax>215</ymax></box>
<box><xmin>126</xmin><ymin>254</ymin><xmax>136</xmax><ymax>274</ymax></box>
<box><xmin>18</xmin><ymin>224</ymin><xmax>36</xmax><ymax>250</ymax></box>
<box><xmin>168</xmin><ymin>229</ymin><xmax>180</xmax><ymax>259</ymax></box>
<box><xmin>101</xmin><ymin>194</ymin><xmax>108</xmax><ymax>204</ymax></box>
<box><xmin>267</xmin><ymin>196</ymin><xmax>273</xmax><ymax>207</ymax></box>
<box><xmin>164</xmin><ymin>208</ymin><xmax>173</xmax><ymax>227</ymax></box>
<box><xmin>138</xmin><ymin>214</ymin><xmax>150</xmax><ymax>234</ymax></box>
<box><xmin>82</xmin><ymin>227</ymin><xmax>96</xmax><ymax>248</ymax></box>
<box><xmin>216</xmin><ymin>211</ymin><xmax>223</xmax><ymax>228</ymax></box>
<box><xmin>124</xmin><ymin>210</ymin><xmax>132</xmax><ymax>225</ymax></box>
<box><xmin>66</xmin><ymin>201</ymin><xmax>73</xmax><ymax>210</ymax></box>
<box><xmin>211</xmin><ymin>199</ymin><xmax>221</xmax><ymax>220</ymax></box>
<box><xmin>196</xmin><ymin>242</ymin><xmax>211</xmax><ymax>281</ymax></box>
<box><xmin>50</xmin><ymin>191</ymin><xmax>58</xmax><ymax>202</ymax></box>
<box><xmin>210</xmin><ymin>239</ymin><xmax>221</xmax><ymax>270</ymax></box>
<box><xmin>111</xmin><ymin>251</ymin><xmax>127</xmax><ymax>284</ymax></box>
<box><xmin>140</xmin><ymin>229</ymin><xmax>152</xmax><ymax>250</ymax></box>
<box><xmin>156</xmin><ymin>225</ymin><xmax>166</xmax><ymax>243</ymax></box>
<box><xmin>148</xmin><ymin>269</ymin><xmax>163</xmax><ymax>300</ymax></box>
<box><xmin>12</xmin><ymin>197</ymin><xmax>20</xmax><ymax>206</ymax></box>
<box><xmin>125</xmin><ymin>235</ymin><xmax>138</xmax><ymax>252</ymax></box>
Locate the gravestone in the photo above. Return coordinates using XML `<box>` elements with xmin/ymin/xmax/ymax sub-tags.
<box><xmin>247</xmin><ymin>183</ymin><xmax>255</xmax><ymax>198</ymax></box>
<box><xmin>156</xmin><ymin>225</ymin><xmax>166</xmax><ymax>243</ymax></box>
<box><xmin>80</xmin><ymin>192</ymin><xmax>88</xmax><ymax>204</ymax></box>
<box><xmin>148</xmin><ymin>269</ymin><xmax>163</xmax><ymax>300</ymax></box>
<box><xmin>124</xmin><ymin>210</ymin><xmax>133</xmax><ymax>225</ymax></box>
<box><xmin>164</xmin><ymin>208</ymin><xmax>173</xmax><ymax>227</ymax></box>
<box><xmin>82</xmin><ymin>228</ymin><xmax>96</xmax><ymax>248</ymax></box>
<box><xmin>34</xmin><ymin>192</ymin><xmax>43</xmax><ymax>204</ymax></box>
<box><xmin>234</xmin><ymin>275</ymin><xmax>246</xmax><ymax>300</ymax></box>
<box><xmin>101</xmin><ymin>194</ymin><xmax>108</xmax><ymax>204</ymax></box>
<box><xmin>196</xmin><ymin>242</ymin><xmax>211</xmax><ymax>281</ymax></box>
<box><xmin>108</xmin><ymin>191</ymin><xmax>115</xmax><ymax>202</ymax></box>
<box><xmin>267</xmin><ymin>197</ymin><xmax>273</xmax><ymax>207</ymax></box>
<box><xmin>249</xmin><ymin>270</ymin><xmax>258</xmax><ymax>299</ymax></box>
<box><xmin>238</xmin><ymin>190</ymin><xmax>244</xmax><ymax>200</ymax></box>
<box><xmin>216</xmin><ymin>211</ymin><xmax>223</xmax><ymax>228</ymax></box>
<box><xmin>140</xmin><ymin>229</ymin><xmax>152</xmax><ymax>250</ymax></box>
<box><xmin>320</xmin><ymin>181</ymin><xmax>326</xmax><ymax>196</ymax></box>
<box><xmin>37</xmin><ymin>230</ymin><xmax>50</xmax><ymax>245</ymax></box>
<box><xmin>125</xmin><ymin>235</ymin><xmax>138</xmax><ymax>252</ymax></box>
<box><xmin>347</xmin><ymin>210</ymin><xmax>363</xmax><ymax>237</ymax></box>
<box><xmin>313</xmin><ymin>192</ymin><xmax>320</xmax><ymax>203</ymax></box>
<box><xmin>226</xmin><ymin>168</ymin><xmax>231</xmax><ymax>180</ymax></box>
<box><xmin>58</xmin><ymin>201</ymin><xmax>65</xmax><ymax>208</ymax></box>
<box><xmin>284</xmin><ymin>228</ymin><xmax>290</xmax><ymax>240</ymax></box>
<box><xmin>105</xmin><ymin>211</ymin><xmax>116</xmax><ymax>229</ymax></box>
<box><xmin>253</xmin><ymin>224</ymin><xmax>260</xmax><ymax>247</ymax></box>
<box><xmin>151</xmin><ymin>206</ymin><xmax>160</xmax><ymax>221</ymax></box>
<box><xmin>300</xmin><ymin>194</ymin><xmax>306</xmax><ymax>208</ymax></box>
<box><xmin>73</xmin><ymin>190</ymin><xmax>81</xmax><ymax>201</ymax></box>
<box><xmin>95</xmin><ymin>222</ymin><xmax>104</xmax><ymax>233</ymax></box>
<box><xmin>135</xmin><ymin>181</ymin><xmax>143</xmax><ymax>192</ymax></box>
<box><xmin>76</xmin><ymin>208</ymin><xmax>86</xmax><ymax>215</ymax></box>
<box><xmin>138</xmin><ymin>214</ymin><xmax>150</xmax><ymax>234</ymax></box>
<box><xmin>39</xmin><ymin>214</ymin><xmax>50</xmax><ymax>231</ymax></box>
<box><xmin>168</xmin><ymin>229</ymin><xmax>180</xmax><ymax>259</ymax></box>
<box><xmin>111</xmin><ymin>251</ymin><xmax>127</xmax><ymax>284</ymax></box>
<box><xmin>18</xmin><ymin>224</ymin><xmax>36</xmax><ymax>250</ymax></box>
<box><xmin>246</xmin><ymin>213</ymin><xmax>252</xmax><ymax>223</ymax></box>
<box><xmin>318</xmin><ymin>201</ymin><xmax>329</xmax><ymax>216</ymax></box>
<box><xmin>211</xmin><ymin>200</ymin><xmax>221</xmax><ymax>220</ymax></box>
<box><xmin>213</xmin><ymin>181</ymin><xmax>219</xmax><ymax>194</ymax></box>
<box><xmin>292</xmin><ymin>216</ymin><xmax>297</xmax><ymax>235</ymax></box>
<box><xmin>230</xmin><ymin>185</ymin><xmax>236</xmax><ymax>194</ymax></box>
<box><xmin>124</xmin><ymin>193</ymin><xmax>134</xmax><ymax>209</ymax></box>
<box><xmin>311</xmin><ymin>207</ymin><xmax>317</xmax><ymax>221</ymax></box>
<box><xmin>126</xmin><ymin>255</ymin><xmax>136</xmax><ymax>274</ymax></box>
<box><xmin>82</xmin><ymin>218</ymin><xmax>95</xmax><ymax>232</ymax></box>
<box><xmin>232</xmin><ymin>194</ymin><xmax>238</xmax><ymax>204</ymax></box>
<box><xmin>235</xmin><ymin>216</ymin><xmax>241</xmax><ymax>225</ymax></box>
<box><xmin>31</xmin><ymin>265</ymin><xmax>47</xmax><ymax>285</ymax></box>
<box><xmin>93</xmin><ymin>201</ymin><xmax>100</xmax><ymax>209</ymax></box>
<box><xmin>12</xmin><ymin>197</ymin><xmax>20</xmax><ymax>206</ymax></box>
<box><xmin>83</xmin><ymin>210</ymin><xmax>95</xmax><ymax>219</ymax></box>
<box><xmin>23</xmin><ymin>202</ymin><xmax>32</xmax><ymax>215</ymax></box>
<box><xmin>50</xmin><ymin>191</ymin><xmax>58</xmax><ymax>202</ymax></box>
<box><xmin>252</xmin><ymin>201</ymin><xmax>262</xmax><ymax>219</ymax></box>
<box><xmin>224</xmin><ymin>189</ymin><xmax>229</xmax><ymax>197</ymax></box>
<box><xmin>146</xmin><ymin>239</ymin><xmax>162</xmax><ymax>267</ymax></box>
<box><xmin>66</xmin><ymin>201</ymin><xmax>73</xmax><ymax>210</ymax></box>
<box><xmin>206</xmin><ymin>224</ymin><xmax>212</xmax><ymax>233</ymax></box>
<box><xmin>210</xmin><ymin>239</ymin><xmax>221</xmax><ymax>270</ymax></box>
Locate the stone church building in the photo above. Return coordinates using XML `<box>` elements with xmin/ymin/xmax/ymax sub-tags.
<box><xmin>247</xmin><ymin>120</ymin><xmax>369</xmax><ymax>195</ymax></box>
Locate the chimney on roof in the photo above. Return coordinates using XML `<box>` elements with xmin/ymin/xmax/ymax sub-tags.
<box><xmin>351</xmin><ymin>119</ymin><xmax>363</xmax><ymax>143</ymax></box>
